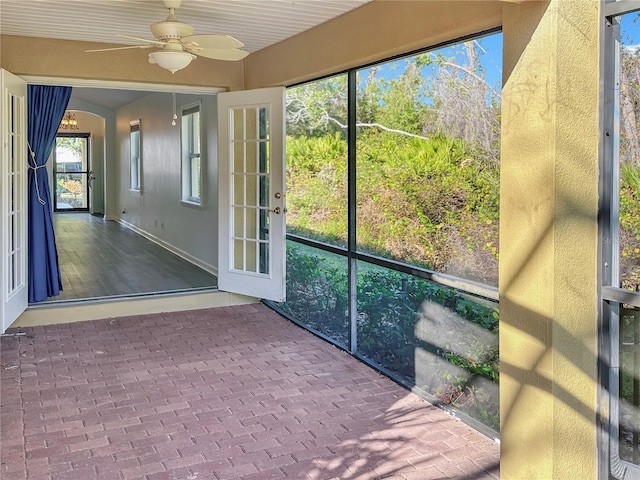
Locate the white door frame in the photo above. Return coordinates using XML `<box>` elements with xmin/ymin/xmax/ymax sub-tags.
<box><xmin>217</xmin><ymin>87</ymin><xmax>286</xmax><ymax>302</ymax></box>
<box><xmin>1</xmin><ymin>69</ymin><xmax>28</xmax><ymax>332</ymax></box>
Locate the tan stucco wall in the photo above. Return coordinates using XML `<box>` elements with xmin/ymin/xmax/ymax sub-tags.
<box><xmin>244</xmin><ymin>0</ymin><xmax>503</xmax><ymax>88</ymax></box>
<box><xmin>500</xmin><ymin>1</ymin><xmax>600</xmax><ymax>478</ymax></box>
<box><xmin>0</xmin><ymin>35</ymin><xmax>244</xmax><ymax>90</ymax></box>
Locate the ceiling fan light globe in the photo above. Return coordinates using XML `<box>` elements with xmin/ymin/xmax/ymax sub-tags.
<box><xmin>148</xmin><ymin>51</ymin><xmax>196</xmax><ymax>73</ymax></box>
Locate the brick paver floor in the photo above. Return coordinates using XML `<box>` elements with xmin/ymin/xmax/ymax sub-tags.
<box><xmin>0</xmin><ymin>303</ymin><xmax>499</xmax><ymax>480</ymax></box>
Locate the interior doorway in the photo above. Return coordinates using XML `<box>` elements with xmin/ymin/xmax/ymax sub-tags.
<box><xmin>53</xmin><ymin>133</ymin><xmax>92</xmax><ymax>212</ymax></box>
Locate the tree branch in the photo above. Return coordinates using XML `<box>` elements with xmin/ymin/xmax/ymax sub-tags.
<box><xmin>326</xmin><ymin>116</ymin><xmax>430</xmax><ymax>141</ymax></box>
<box><xmin>437</xmin><ymin>61</ymin><xmax>499</xmax><ymax>98</ymax></box>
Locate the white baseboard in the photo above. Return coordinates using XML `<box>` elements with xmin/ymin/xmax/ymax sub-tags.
<box><xmin>116</xmin><ymin>218</ymin><xmax>218</xmax><ymax>276</ymax></box>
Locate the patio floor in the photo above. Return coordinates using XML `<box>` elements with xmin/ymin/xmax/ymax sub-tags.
<box><xmin>0</xmin><ymin>303</ymin><xmax>499</xmax><ymax>480</ymax></box>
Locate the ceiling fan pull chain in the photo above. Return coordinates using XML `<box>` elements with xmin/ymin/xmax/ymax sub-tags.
<box><xmin>172</xmin><ymin>89</ymin><xmax>177</xmax><ymax>126</ymax></box>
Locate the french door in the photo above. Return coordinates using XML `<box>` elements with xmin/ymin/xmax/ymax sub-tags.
<box><xmin>54</xmin><ymin>133</ymin><xmax>91</xmax><ymax>212</ymax></box>
<box><xmin>217</xmin><ymin>87</ymin><xmax>286</xmax><ymax>302</ymax></box>
<box><xmin>1</xmin><ymin>79</ymin><xmax>287</xmax><ymax>331</ymax></box>
<box><xmin>0</xmin><ymin>69</ymin><xmax>28</xmax><ymax>332</ymax></box>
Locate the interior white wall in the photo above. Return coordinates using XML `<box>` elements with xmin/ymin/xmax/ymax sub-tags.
<box><xmin>82</xmin><ymin>113</ymin><xmax>106</xmax><ymax>215</ymax></box>
<box><xmin>78</xmin><ymin>112</ymin><xmax>105</xmax><ymax>215</ymax></box>
<box><xmin>116</xmin><ymin>92</ymin><xmax>218</xmax><ymax>274</ymax></box>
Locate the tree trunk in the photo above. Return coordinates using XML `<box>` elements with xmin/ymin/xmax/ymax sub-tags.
<box><xmin>620</xmin><ymin>54</ymin><xmax>640</xmax><ymax>165</ymax></box>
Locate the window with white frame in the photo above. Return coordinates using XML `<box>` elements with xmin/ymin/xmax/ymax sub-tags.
<box><xmin>600</xmin><ymin>3</ymin><xmax>640</xmax><ymax>478</ymax></box>
<box><xmin>129</xmin><ymin>120</ymin><xmax>141</xmax><ymax>192</ymax></box>
<box><xmin>181</xmin><ymin>104</ymin><xmax>201</xmax><ymax>204</ymax></box>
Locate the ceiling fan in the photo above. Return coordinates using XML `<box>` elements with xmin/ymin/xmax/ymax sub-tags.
<box><xmin>86</xmin><ymin>0</ymin><xmax>248</xmax><ymax>73</ymax></box>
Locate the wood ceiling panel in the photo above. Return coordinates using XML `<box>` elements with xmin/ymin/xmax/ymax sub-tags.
<box><xmin>0</xmin><ymin>0</ymin><xmax>372</xmax><ymax>53</ymax></box>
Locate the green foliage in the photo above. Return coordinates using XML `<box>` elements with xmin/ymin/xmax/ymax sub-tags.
<box><xmin>618</xmin><ymin>22</ymin><xmax>640</xmax><ymax>290</ymax></box>
<box><xmin>278</xmin><ymin>246</ymin><xmax>499</xmax><ymax>430</ymax></box>
<box><xmin>277</xmin><ymin>245</ymin><xmax>349</xmax><ymax>342</ymax></box>
<box><xmin>285</xmin><ymin>36</ymin><xmax>502</xmax><ymax>283</ymax></box>
<box><xmin>355</xmin><ymin>268</ymin><xmax>498</xmax><ymax>376</ymax></box>
<box><xmin>286</xmin><ymin>76</ymin><xmax>347</xmax><ymax>138</ymax></box>
<box><xmin>286</xmin><ymin>132</ymin><xmax>500</xmax><ymax>284</ymax></box>
<box><xmin>56</xmin><ymin>136</ymin><xmax>84</xmax><ymax>156</ymax></box>
<box><xmin>620</xmin><ymin>34</ymin><xmax>640</xmax><ymax>165</ymax></box>
<box><xmin>286</xmin><ymin>134</ymin><xmax>348</xmax><ymax>245</ymax></box>
<box><xmin>445</xmin><ymin>349</ymin><xmax>499</xmax><ymax>383</ymax></box>
<box><xmin>620</xmin><ymin>163</ymin><xmax>640</xmax><ymax>288</ymax></box>
<box><xmin>287</xmin><ymin>132</ymin><xmax>347</xmax><ymax>174</ymax></box>
<box><xmin>282</xmin><ymin>35</ymin><xmax>503</xmax><ymax>431</ymax></box>
<box><xmin>369</xmin><ymin>61</ymin><xmax>430</xmax><ymax>136</ymax></box>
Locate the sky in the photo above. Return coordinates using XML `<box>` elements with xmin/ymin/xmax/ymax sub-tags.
<box><xmin>361</xmin><ymin>33</ymin><xmax>502</xmax><ymax>92</ymax></box>
<box><xmin>468</xmin><ymin>32</ymin><xmax>503</xmax><ymax>92</ymax></box>
<box><xmin>359</xmin><ymin>31</ymin><xmax>503</xmax><ymax>103</ymax></box>
<box><xmin>355</xmin><ymin>11</ymin><xmax>639</xmax><ymax>103</ymax></box>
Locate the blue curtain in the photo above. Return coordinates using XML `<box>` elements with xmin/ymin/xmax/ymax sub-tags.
<box><xmin>27</xmin><ymin>85</ymin><xmax>72</xmax><ymax>302</ymax></box>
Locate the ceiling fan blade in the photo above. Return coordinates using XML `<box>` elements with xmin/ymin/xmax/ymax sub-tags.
<box><xmin>86</xmin><ymin>44</ymin><xmax>154</xmax><ymax>53</ymax></box>
<box><xmin>182</xmin><ymin>34</ymin><xmax>244</xmax><ymax>50</ymax></box>
<box><xmin>187</xmin><ymin>47</ymin><xmax>249</xmax><ymax>61</ymax></box>
<box><xmin>117</xmin><ymin>34</ymin><xmax>166</xmax><ymax>45</ymax></box>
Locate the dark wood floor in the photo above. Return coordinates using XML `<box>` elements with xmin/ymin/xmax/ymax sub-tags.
<box><xmin>44</xmin><ymin>213</ymin><xmax>217</xmax><ymax>303</ymax></box>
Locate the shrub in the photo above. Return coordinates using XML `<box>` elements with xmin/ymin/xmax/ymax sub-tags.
<box><xmin>286</xmin><ymin>132</ymin><xmax>500</xmax><ymax>285</ymax></box>
<box><xmin>278</xmin><ymin>245</ymin><xmax>500</xmax><ymax>430</ymax></box>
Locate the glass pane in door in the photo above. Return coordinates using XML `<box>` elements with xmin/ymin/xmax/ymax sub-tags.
<box><xmin>54</xmin><ymin>135</ymin><xmax>90</xmax><ymax>211</ymax></box>
<box><xmin>231</xmin><ymin>107</ymin><xmax>270</xmax><ymax>276</ymax></box>
<box><xmin>7</xmin><ymin>91</ymin><xmax>25</xmax><ymax>295</ymax></box>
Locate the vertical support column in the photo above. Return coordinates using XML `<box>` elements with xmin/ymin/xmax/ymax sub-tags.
<box><xmin>347</xmin><ymin>70</ymin><xmax>358</xmax><ymax>354</ymax></box>
<box><xmin>500</xmin><ymin>1</ymin><xmax>600</xmax><ymax>478</ymax></box>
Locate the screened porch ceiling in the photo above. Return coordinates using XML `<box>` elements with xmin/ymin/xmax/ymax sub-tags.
<box><xmin>0</xmin><ymin>0</ymin><xmax>372</xmax><ymax>55</ymax></box>
<box><xmin>0</xmin><ymin>0</ymin><xmax>373</xmax><ymax>107</ymax></box>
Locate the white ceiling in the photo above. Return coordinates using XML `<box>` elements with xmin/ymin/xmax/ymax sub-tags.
<box><xmin>69</xmin><ymin>88</ymin><xmax>154</xmax><ymax>110</ymax></box>
<box><xmin>0</xmin><ymin>0</ymin><xmax>371</xmax><ymax>54</ymax></box>
<box><xmin>1</xmin><ymin>0</ymin><xmax>372</xmax><ymax>110</ymax></box>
